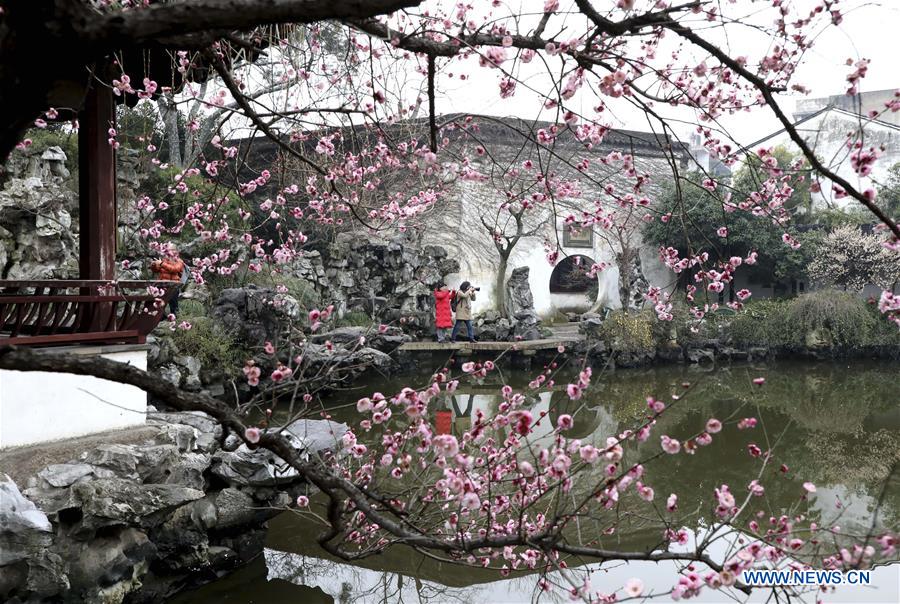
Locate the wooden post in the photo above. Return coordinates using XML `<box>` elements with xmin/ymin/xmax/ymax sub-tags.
<box><xmin>78</xmin><ymin>81</ymin><xmax>117</xmax><ymax>281</ymax></box>
<box><xmin>78</xmin><ymin>80</ymin><xmax>117</xmax><ymax>331</ymax></box>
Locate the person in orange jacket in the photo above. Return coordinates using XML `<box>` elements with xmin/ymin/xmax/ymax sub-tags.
<box><xmin>150</xmin><ymin>244</ymin><xmax>186</xmax><ymax>316</ymax></box>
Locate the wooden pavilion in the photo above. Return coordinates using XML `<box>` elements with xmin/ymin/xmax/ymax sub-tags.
<box><xmin>0</xmin><ymin>62</ymin><xmax>179</xmax><ymax>346</ymax></box>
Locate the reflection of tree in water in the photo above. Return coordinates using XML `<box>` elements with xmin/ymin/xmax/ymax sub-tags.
<box><xmin>265</xmin><ymin>549</ymin><xmax>481</xmax><ymax>604</ymax></box>
<box><xmin>296</xmin><ymin>361</ymin><xmax>900</xmax><ymax>585</ymax></box>
<box><xmin>547</xmin><ymin>390</ymin><xmax>615</xmax><ymax>440</ymax></box>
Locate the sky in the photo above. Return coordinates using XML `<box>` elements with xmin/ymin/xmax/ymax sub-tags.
<box><xmin>214</xmin><ymin>1</ymin><xmax>900</xmax><ymax>150</ymax></box>
<box><xmin>426</xmin><ymin>0</ymin><xmax>900</xmax><ymax>147</ymax></box>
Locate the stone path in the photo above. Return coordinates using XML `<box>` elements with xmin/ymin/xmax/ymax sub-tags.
<box><xmin>399</xmin><ymin>323</ymin><xmax>584</xmax><ymax>352</ymax></box>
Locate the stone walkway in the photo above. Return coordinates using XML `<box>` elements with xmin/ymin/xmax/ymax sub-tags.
<box><xmin>399</xmin><ymin>324</ymin><xmax>584</xmax><ymax>352</ymax></box>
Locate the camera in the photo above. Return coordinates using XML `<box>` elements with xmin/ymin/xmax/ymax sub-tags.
<box><xmin>474</xmin><ymin>287</ymin><xmax>481</xmax><ymax>291</ymax></box>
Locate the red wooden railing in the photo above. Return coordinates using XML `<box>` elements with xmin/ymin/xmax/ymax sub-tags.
<box><xmin>0</xmin><ymin>280</ymin><xmax>178</xmax><ymax>346</ymax></box>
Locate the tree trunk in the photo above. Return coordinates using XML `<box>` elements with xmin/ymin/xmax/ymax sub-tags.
<box><xmin>496</xmin><ymin>252</ymin><xmax>509</xmax><ymax>317</ymax></box>
<box><xmin>183</xmin><ymin>82</ymin><xmax>208</xmax><ymax>166</ymax></box>
<box><xmin>157</xmin><ymin>92</ymin><xmax>183</xmax><ymax>167</ymax></box>
<box><xmin>616</xmin><ymin>252</ymin><xmax>633</xmax><ymax>312</ymax></box>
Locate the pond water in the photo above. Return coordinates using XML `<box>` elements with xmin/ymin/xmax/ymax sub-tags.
<box><xmin>173</xmin><ymin>360</ymin><xmax>900</xmax><ymax>604</ymax></box>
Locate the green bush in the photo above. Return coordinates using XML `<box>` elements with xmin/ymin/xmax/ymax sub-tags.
<box><xmin>600</xmin><ymin>310</ymin><xmax>654</xmax><ymax>354</ymax></box>
<box><xmin>784</xmin><ymin>290</ymin><xmax>875</xmax><ymax>347</ymax></box>
<box><xmin>727</xmin><ymin>291</ymin><xmax>900</xmax><ymax>349</ymax></box>
<box><xmin>170</xmin><ymin>315</ymin><xmax>242</xmax><ymax>377</ymax></box>
<box><xmin>336</xmin><ymin>310</ymin><xmax>374</xmax><ymax>327</ymax></box>
<box><xmin>729</xmin><ymin>299</ymin><xmax>791</xmax><ymax>347</ymax></box>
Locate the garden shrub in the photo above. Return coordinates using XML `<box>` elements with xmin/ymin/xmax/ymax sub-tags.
<box><xmin>336</xmin><ymin>311</ymin><xmax>374</xmax><ymax>327</ymax></box>
<box><xmin>170</xmin><ymin>315</ymin><xmax>242</xmax><ymax>377</ymax></box>
<box><xmin>727</xmin><ymin>290</ymin><xmax>899</xmax><ymax>349</ymax></box>
<box><xmin>729</xmin><ymin>299</ymin><xmax>791</xmax><ymax>347</ymax></box>
<box><xmin>600</xmin><ymin>310</ymin><xmax>654</xmax><ymax>354</ymax></box>
<box><xmin>784</xmin><ymin>290</ymin><xmax>875</xmax><ymax>347</ymax></box>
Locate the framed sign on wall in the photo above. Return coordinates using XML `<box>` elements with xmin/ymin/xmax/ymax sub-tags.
<box><xmin>563</xmin><ymin>226</ymin><xmax>594</xmax><ymax>248</ymax></box>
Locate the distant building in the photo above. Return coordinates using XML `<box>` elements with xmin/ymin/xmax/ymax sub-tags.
<box><xmin>749</xmin><ymin>89</ymin><xmax>900</xmax><ymax>209</ymax></box>
<box><xmin>795</xmin><ymin>89</ymin><xmax>900</xmax><ymax>127</ymax></box>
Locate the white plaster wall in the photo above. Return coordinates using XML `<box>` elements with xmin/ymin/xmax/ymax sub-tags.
<box><xmin>417</xmin><ymin>128</ymin><xmax>687</xmax><ymax>318</ymax></box>
<box><xmin>0</xmin><ymin>348</ymin><xmax>148</xmax><ymax>449</ymax></box>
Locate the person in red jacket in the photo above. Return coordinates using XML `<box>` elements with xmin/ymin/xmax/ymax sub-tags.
<box><xmin>433</xmin><ymin>282</ymin><xmax>456</xmax><ymax>343</ymax></box>
<box><xmin>150</xmin><ymin>244</ymin><xmax>186</xmax><ymax>316</ymax></box>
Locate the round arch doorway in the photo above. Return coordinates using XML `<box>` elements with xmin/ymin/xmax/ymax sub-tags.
<box><xmin>549</xmin><ymin>255</ymin><xmax>599</xmax><ymax>314</ymax></box>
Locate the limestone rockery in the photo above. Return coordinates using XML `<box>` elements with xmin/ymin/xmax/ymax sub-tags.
<box><xmin>0</xmin><ymin>413</ymin><xmax>347</xmax><ymax>604</ymax></box>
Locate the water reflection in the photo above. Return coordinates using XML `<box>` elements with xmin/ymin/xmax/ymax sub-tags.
<box><xmin>259</xmin><ymin>530</ymin><xmax>900</xmax><ymax>604</ymax></box>
<box><xmin>179</xmin><ymin>360</ymin><xmax>900</xmax><ymax>603</ymax></box>
<box><xmin>265</xmin><ymin>548</ymin><xmax>485</xmax><ymax>604</ymax></box>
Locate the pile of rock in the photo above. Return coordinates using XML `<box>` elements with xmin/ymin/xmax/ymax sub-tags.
<box><xmin>212</xmin><ymin>286</ymin><xmax>302</xmax><ymax>349</ymax></box>
<box><xmin>0</xmin><ymin>413</ymin><xmax>347</xmax><ymax>604</ymax></box>
<box><xmin>0</xmin><ymin>146</ymin><xmax>78</xmax><ymax>280</ymax></box>
<box><xmin>293</xmin><ymin>231</ymin><xmax>459</xmax><ymax>339</ymax></box>
<box><xmin>473</xmin><ymin>267</ymin><xmax>546</xmax><ymax>341</ymax></box>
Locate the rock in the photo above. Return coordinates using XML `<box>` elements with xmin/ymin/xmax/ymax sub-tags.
<box><xmin>195</xmin><ymin>432</ymin><xmax>220</xmax><ymax>454</ymax></box>
<box><xmin>283</xmin><ymin>419</ymin><xmax>350</xmax><ymax>456</ymax></box>
<box><xmin>211</xmin><ymin>446</ymin><xmax>296</xmax><ymax>487</ymax></box>
<box><xmin>149</xmin><ymin>504</ymin><xmax>210</xmax><ymax>573</ymax></box>
<box><xmin>158</xmin><ymin>364</ymin><xmax>182</xmax><ymax>387</ymax></box>
<box><xmin>162</xmin><ymin>453</ymin><xmax>211</xmax><ymax>491</ymax></box>
<box><xmin>301</xmin><ymin>343</ymin><xmax>394</xmax><ymax>381</ymax></box>
<box><xmin>212</xmin><ymin>286</ymin><xmax>300</xmax><ymax>348</ymax></box>
<box><xmin>0</xmin><ymin>474</ymin><xmax>52</xmax><ymax>556</ymax></box>
<box><xmin>310</xmin><ymin>326</ymin><xmax>410</xmax><ymax>354</ymax></box>
<box><xmin>748</xmin><ymin>347</ymin><xmax>770</xmax><ymax>361</ymax></box>
<box><xmin>65</xmin><ymin>528</ymin><xmax>156</xmax><ymax>596</ymax></box>
<box><xmin>657</xmin><ymin>344</ymin><xmax>684</xmax><ymax>363</ymax></box>
<box><xmin>579</xmin><ymin>316</ymin><xmax>604</xmax><ymax>338</ymax></box>
<box><xmin>310</xmin><ymin>326</ymin><xmax>366</xmax><ymax>345</ymax></box>
<box><xmin>70</xmin><ymin>479</ymin><xmax>205</xmax><ymax>530</ymax></box>
<box><xmin>81</xmin><ymin>444</ymin><xmax>142</xmax><ymax>480</ymax></box>
<box><xmin>686</xmin><ymin>348</ymin><xmax>716</xmax><ymax>365</ymax></box>
<box><xmin>174</xmin><ymin>355</ymin><xmax>202</xmax><ymax>378</ymax></box>
<box><xmin>348</xmin><ymin>296</ymin><xmax>387</xmax><ymax>315</ymax></box>
<box><xmin>218</xmin><ymin>527</ymin><xmax>267</xmax><ymax>563</ymax></box>
<box><xmin>135</xmin><ymin>445</ymin><xmax>209</xmax><ymax>489</ymax></box>
<box><xmin>211</xmin><ymin>488</ymin><xmax>269</xmax><ymax>530</ymax></box>
<box><xmin>152</xmin><ymin>411</ymin><xmax>221</xmax><ymax>436</ymax></box>
<box><xmin>212</xmin><ymin>420</ymin><xmax>347</xmax><ymax>487</ymax></box>
<box><xmin>620</xmin><ymin>256</ymin><xmax>649</xmax><ymax>311</ymax></box>
<box><xmin>0</xmin><ymin>147</ymin><xmax>81</xmax><ymax>280</ymax></box>
<box><xmin>153</xmin><ymin>424</ymin><xmax>198</xmax><ymax>453</ymax></box>
<box><xmin>201</xmin><ymin>383</ymin><xmax>226</xmax><ymax>398</ymax></box>
<box><xmin>21</xmin><ymin>550</ymin><xmax>70</xmax><ymax>597</ymax></box>
<box><xmin>206</xmin><ymin>545</ymin><xmax>239</xmax><ymax>569</ymax></box>
<box><xmin>478</xmin><ymin>309</ymin><xmax>501</xmax><ymax>324</ymax></box>
<box><xmin>0</xmin><ymin>476</ymin><xmax>54</xmax><ymax>572</ymax></box>
<box><xmin>189</xmin><ymin>499</ymin><xmax>218</xmax><ymax>532</ymax></box>
<box><xmin>183</xmin><ymin>374</ymin><xmax>203</xmax><ymax>392</ymax></box>
<box><xmin>505</xmin><ymin>266</ymin><xmax>535</xmax><ymax>319</ymax></box>
<box><xmin>37</xmin><ymin>463</ymin><xmax>95</xmax><ymax>488</ymax></box>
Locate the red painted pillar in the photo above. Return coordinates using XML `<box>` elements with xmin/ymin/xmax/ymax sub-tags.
<box><xmin>78</xmin><ymin>81</ymin><xmax>117</xmax><ymax>281</ymax></box>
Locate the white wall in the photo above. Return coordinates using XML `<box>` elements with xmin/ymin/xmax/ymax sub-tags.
<box><xmin>0</xmin><ymin>346</ymin><xmax>148</xmax><ymax>449</ymax></box>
